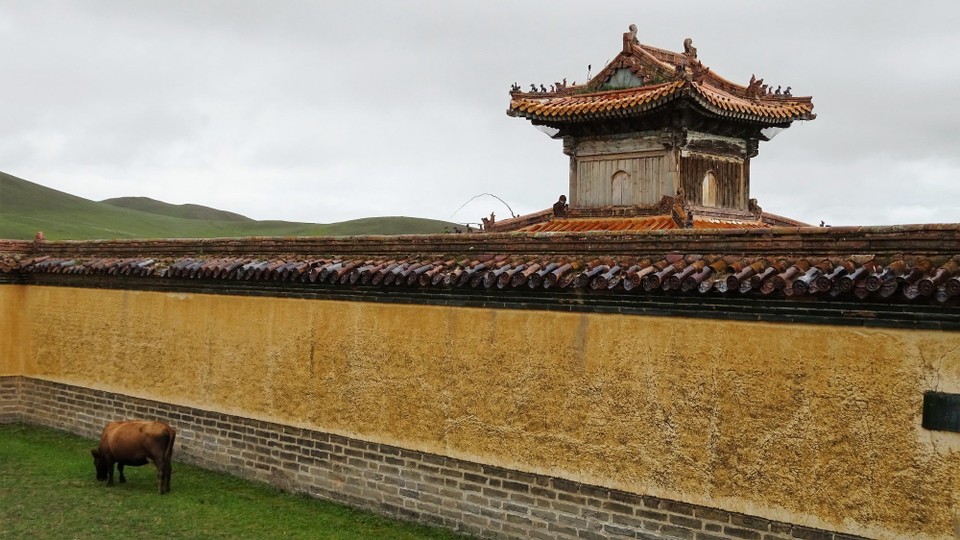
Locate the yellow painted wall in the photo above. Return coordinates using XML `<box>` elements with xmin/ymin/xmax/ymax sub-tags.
<box><xmin>0</xmin><ymin>286</ymin><xmax>25</xmax><ymax>376</ymax></box>
<box><xmin>3</xmin><ymin>285</ymin><xmax>959</xmax><ymax>539</ymax></box>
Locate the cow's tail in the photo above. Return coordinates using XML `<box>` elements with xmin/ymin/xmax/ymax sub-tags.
<box><xmin>164</xmin><ymin>428</ymin><xmax>176</xmax><ymax>465</ymax></box>
<box><xmin>162</xmin><ymin>428</ymin><xmax>176</xmax><ymax>494</ymax></box>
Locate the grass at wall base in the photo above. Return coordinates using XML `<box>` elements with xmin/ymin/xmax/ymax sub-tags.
<box><xmin>0</xmin><ymin>424</ymin><xmax>467</xmax><ymax>539</ymax></box>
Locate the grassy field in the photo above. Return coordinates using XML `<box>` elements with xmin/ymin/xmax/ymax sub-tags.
<box><xmin>0</xmin><ymin>171</ymin><xmax>454</xmax><ymax>240</ymax></box>
<box><xmin>0</xmin><ymin>424</ymin><xmax>467</xmax><ymax>539</ymax></box>
<box><xmin>102</xmin><ymin>196</ymin><xmax>255</xmax><ymax>222</ymax></box>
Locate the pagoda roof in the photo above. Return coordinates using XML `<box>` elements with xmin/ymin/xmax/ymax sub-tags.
<box><xmin>508</xmin><ymin>28</ymin><xmax>815</xmax><ymax>127</ymax></box>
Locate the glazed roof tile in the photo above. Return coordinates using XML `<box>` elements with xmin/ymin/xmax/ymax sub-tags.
<box><xmin>518</xmin><ymin>216</ymin><xmax>768</xmax><ymax>233</ymax></box>
<box><xmin>692</xmin><ymin>82</ymin><xmax>814</xmax><ymax>121</ymax></box>
<box><xmin>508</xmin><ymin>32</ymin><xmax>814</xmax><ymax>125</ymax></box>
<box><xmin>4</xmin><ymin>225</ymin><xmax>959</xmax><ymax>311</ymax></box>
<box><xmin>10</xmin><ymin>253</ymin><xmax>960</xmax><ymax>305</ymax></box>
<box><xmin>510</xmin><ymin>80</ymin><xmax>814</xmax><ymax>124</ymax></box>
<box><xmin>510</xmin><ymin>81</ymin><xmax>685</xmax><ymax>121</ymax></box>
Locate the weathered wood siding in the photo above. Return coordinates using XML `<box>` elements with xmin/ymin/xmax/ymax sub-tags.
<box><xmin>574</xmin><ymin>153</ymin><xmax>671</xmax><ymax>207</ymax></box>
<box><xmin>680</xmin><ymin>152</ymin><xmax>747</xmax><ymax>210</ymax></box>
<box><xmin>567</xmin><ymin>133</ymin><xmax>676</xmax><ymax>208</ymax></box>
<box><xmin>564</xmin><ymin>131</ymin><xmax>754</xmax><ymax>209</ymax></box>
<box><xmin>572</xmin><ymin>134</ymin><xmax>664</xmax><ymax>156</ymax></box>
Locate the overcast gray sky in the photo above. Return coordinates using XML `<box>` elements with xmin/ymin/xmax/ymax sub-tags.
<box><xmin>2</xmin><ymin>1</ymin><xmax>958</xmax><ymax>226</ymax></box>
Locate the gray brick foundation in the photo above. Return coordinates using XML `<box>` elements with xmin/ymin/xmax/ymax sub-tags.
<box><xmin>0</xmin><ymin>376</ymin><xmax>22</xmax><ymax>423</ymax></box>
<box><xmin>0</xmin><ymin>376</ymin><xmax>865</xmax><ymax>540</ymax></box>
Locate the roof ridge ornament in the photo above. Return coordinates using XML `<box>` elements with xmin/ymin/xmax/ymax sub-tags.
<box><xmin>747</xmin><ymin>74</ymin><xmax>795</xmax><ymax>99</ymax></box>
<box><xmin>683</xmin><ymin>38</ymin><xmax>697</xmax><ymax>61</ymax></box>
<box><xmin>746</xmin><ymin>74</ymin><xmax>764</xmax><ymax>98</ymax></box>
<box><xmin>667</xmin><ymin>37</ymin><xmax>706</xmax><ymax>83</ymax></box>
<box><xmin>669</xmin><ymin>187</ymin><xmax>691</xmax><ymax>228</ymax></box>
<box><xmin>623</xmin><ymin>24</ymin><xmax>639</xmax><ymax>52</ymax></box>
<box><xmin>690</xmin><ymin>61</ymin><xmax>709</xmax><ymax>83</ymax></box>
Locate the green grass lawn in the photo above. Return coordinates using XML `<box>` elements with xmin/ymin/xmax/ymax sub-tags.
<box><xmin>0</xmin><ymin>424</ymin><xmax>468</xmax><ymax>539</ymax></box>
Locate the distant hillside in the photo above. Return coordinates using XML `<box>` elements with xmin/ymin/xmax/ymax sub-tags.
<box><xmin>102</xmin><ymin>196</ymin><xmax>253</xmax><ymax>222</ymax></box>
<box><xmin>320</xmin><ymin>216</ymin><xmax>457</xmax><ymax>236</ymax></box>
<box><xmin>0</xmin><ymin>171</ymin><xmax>454</xmax><ymax>240</ymax></box>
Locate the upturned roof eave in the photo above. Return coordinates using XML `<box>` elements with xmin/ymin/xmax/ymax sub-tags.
<box><xmin>509</xmin><ymin>85</ymin><xmax>814</xmax><ymax>126</ymax></box>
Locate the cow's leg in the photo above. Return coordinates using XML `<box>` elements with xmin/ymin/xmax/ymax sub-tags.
<box><xmin>161</xmin><ymin>429</ymin><xmax>175</xmax><ymax>494</ymax></box>
<box><xmin>118</xmin><ymin>463</ymin><xmax>126</xmax><ymax>484</ymax></box>
<box><xmin>156</xmin><ymin>461</ymin><xmax>173</xmax><ymax>494</ymax></box>
<box><xmin>161</xmin><ymin>461</ymin><xmax>171</xmax><ymax>494</ymax></box>
<box><xmin>106</xmin><ymin>462</ymin><xmax>115</xmax><ymax>486</ymax></box>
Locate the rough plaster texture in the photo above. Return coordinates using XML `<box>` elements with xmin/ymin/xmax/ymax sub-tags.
<box><xmin>0</xmin><ymin>286</ymin><xmax>24</xmax><ymax>376</ymax></box>
<box><xmin>3</xmin><ymin>377</ymin><xmax>874</xmax><ymax>540</ymax></box>
<box><xmin>2</xmin><ymin>285</ymin><xmax>959</xmax><ymax>539</ymax></box>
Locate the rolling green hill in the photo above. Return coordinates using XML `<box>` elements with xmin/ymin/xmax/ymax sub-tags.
<box><xmin>101</xmin><ymin>196</ymin><xmax>254</xmax><ymax>222</ymax></box>
<box><xmin>0</xmin><ymin>171</ymin><xmax>453</xmax><ymax>240</ymax></box>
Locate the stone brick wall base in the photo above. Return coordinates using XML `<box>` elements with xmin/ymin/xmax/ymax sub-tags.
<box><xmin>0</xmin><ymin>377</ymin><xmax>864</xmax><ymax>540</ymax></box>
<box><xmin>0</xmin><ymin>376</ymin><xmax>22</xmax><ymax>423</ymax></box>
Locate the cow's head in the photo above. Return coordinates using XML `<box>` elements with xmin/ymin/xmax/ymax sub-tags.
<box><xmin>91</xmin><ymin>449</ymin><xmax>109</xmax><ymax>481</ymax></box>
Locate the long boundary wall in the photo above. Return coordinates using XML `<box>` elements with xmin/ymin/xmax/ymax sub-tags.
<box><xmin>2</xmin><ymin>283</ymin><xmax>959</xmax><ymax>539</ymax></box>
<box><xmin>2</xmin><ymin>377</ymin><xmax>867</xmax><ymax>540</ymax></box>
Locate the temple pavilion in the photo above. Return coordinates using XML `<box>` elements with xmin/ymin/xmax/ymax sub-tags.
<box><xmin>488</xmin><ymin>25</ymin><xmax>816</xmax><ymax>233</ymax></box>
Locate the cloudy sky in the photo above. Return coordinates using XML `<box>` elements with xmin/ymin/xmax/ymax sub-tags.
<box><xmin>2</xmin><ymin>2</ymin><xmax>958</xmax><ymax>226</ymax></box>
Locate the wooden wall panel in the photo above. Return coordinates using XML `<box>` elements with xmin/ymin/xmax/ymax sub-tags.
<box><xmin>680</xmin><ymin>154</ymin><xmax>745</xmax><ymax>210</ymax></box>
<box><xmin>574</xmin><ymin>153</ymin><xmax>667</xmax><ymax>207</ymax></box>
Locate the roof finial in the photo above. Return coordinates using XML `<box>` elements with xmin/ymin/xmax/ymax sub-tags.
<box><xmin>683</xmin><ymin>38</ymin><xmax>697</xmax><ymax>61</ymax></box>
<box><xmin>747</xmin><ymin>74</ymin><xmax>764</xmax><ymax>98</ymax></box>
<box><xmin>553</xmin><ymin>194</ymin><xmax>569</xmax><ymax>217</ymax></box>
<box><xmin>623</xmin><ymin>24</ymin><xmax>639</xmax><ymax>52</ymax></box>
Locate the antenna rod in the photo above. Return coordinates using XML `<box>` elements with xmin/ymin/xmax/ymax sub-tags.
<box><xmin>449</xmin><ymin>193</ymin><xmax>517</xmax><ymax>219</ymax></box>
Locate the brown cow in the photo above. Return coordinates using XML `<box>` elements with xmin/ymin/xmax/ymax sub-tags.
<box><xmin>91</xmin><ymin>420</ymin><xmax>176</xmax><ymax>494</ymax></box>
